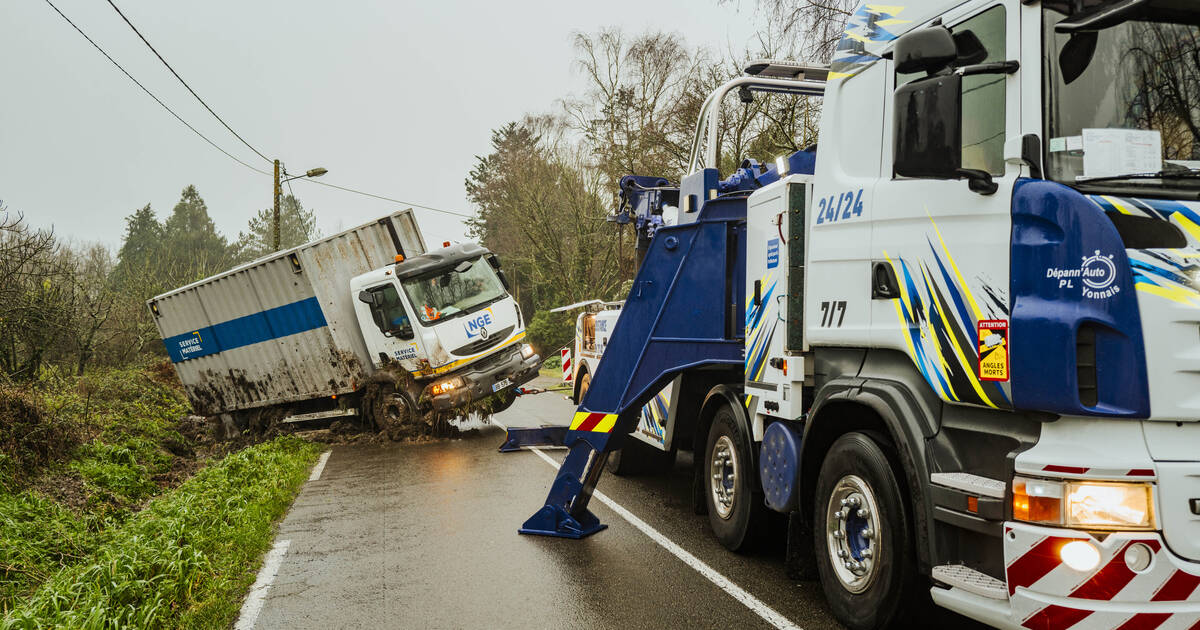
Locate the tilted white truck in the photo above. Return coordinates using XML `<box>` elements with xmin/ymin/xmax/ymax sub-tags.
<box><xmin>509</xmin><ymin>2</ymin><xmax>1200</xmax><ymax>629</ymax></box>
<box><xmin>149</xmin><ymin>210</ymin><xmax>539</xmax><ymax>432</ymax></box>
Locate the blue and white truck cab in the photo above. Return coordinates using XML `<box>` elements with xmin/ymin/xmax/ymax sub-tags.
<box><xmin>512</xmin><ymin>2</ymin><xmax>1200</xmax><ymax>629</ymax></box>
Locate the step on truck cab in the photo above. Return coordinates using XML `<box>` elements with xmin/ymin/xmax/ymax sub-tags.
<box><xmin>150</xmin><ymin>210</ymin><xmax>538</xmax><ymax>433</ymax></box>
<box><xmin>513</xmin><ymin>2</ymin><xmax>1200</xmax><ymax>629</ymax></box>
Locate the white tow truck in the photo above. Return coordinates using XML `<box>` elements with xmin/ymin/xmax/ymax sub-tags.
<box><xmin>513</xmin><ymin>2</ymin><xmax>1200</xmax><ymax>629</ymax></box>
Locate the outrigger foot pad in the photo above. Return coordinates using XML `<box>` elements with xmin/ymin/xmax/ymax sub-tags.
<box><xmin>519</xmin><ymin>505</ymin><xmax>607</xmax><ymax>538</ymax></box>
<box><xmin>498</xmin><ymin>426</ymin><xmax>569</xmax><ymax>452</ymax></box>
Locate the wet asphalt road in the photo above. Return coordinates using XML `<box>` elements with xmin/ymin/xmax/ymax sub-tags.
<box><xmin>251</xmin><ymin>388</ymin><xmax>844</xmax><ymax>630</ymax></box>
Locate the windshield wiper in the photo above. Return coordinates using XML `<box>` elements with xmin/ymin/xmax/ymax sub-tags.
<box><xmin>1076</xmin><ymin>168</ymin><xmax>1200</xmax><ymax>185</ymax></box>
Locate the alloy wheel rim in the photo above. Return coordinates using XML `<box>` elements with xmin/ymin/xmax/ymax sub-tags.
<box><xmin>710</xmin><ymin>435</ymin><xmax>738</xmax><ymax>519</ymax></box>
<box><xmin>825</xmin><ymin>474</ymin><xmax>882</xmax><ymax>593</ymax></box>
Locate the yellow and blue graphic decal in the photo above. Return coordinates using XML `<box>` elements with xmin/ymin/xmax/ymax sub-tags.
<box><xmin>1087</xmin><ymin>195</ymin><xmax>1200</xmax><ymax>307</ymax></box>
<box><xmin>745</xmin><ymin>274</ymin><xmax>778</xmax><ymax>383</ymax></box>
<box><xmin>830</xmin><ymin>4</ymin><xmax>913</xmax><ymax>80</ymax></box>
<box><xmin>637</xmin><ymin>389</ymin><xmax>670</xmax><ymax>443</ymax></box>
<box><xmin>1129</xmin><ymin>250</ymin><xmax>1200</xmax><ymax>307</ymax></box>
<box><xmin>163</xmin><ymin>296</ymin><xmax>328</xmax><ymax>363</ymax></box>
<box><xmin>885</xmin><ymin>217</ymin><xmax>1011</xmax><ymax>409</ymax></box>
<box><xmin>1089</xmin><ymin>194</ymin><xmax>1200</xmax><ymax>243</ymax></box>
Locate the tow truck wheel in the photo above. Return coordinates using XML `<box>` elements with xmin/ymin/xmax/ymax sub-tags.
<box><xmin>704</xmin><ymin>405</ymin><xmax>765</xmax><ymax>551</ymax></box>
<box><xmin>574</xmin><ymin>372</ymin><xmax>591</xmax><ymax>405</ymax></box>
<box><xmin>814</xmin><ymin>432</ymin><xmax>921</xmax><ymax>630</ymax></box>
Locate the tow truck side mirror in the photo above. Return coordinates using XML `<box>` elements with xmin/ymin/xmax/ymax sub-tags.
<box><xmin>894</xmin><ymin>25</ymin><xmax>957</xmax><ymax>75</ymax></box>
<box><xmin>358</xmin><ymin>290</ymin><xmax>377</xmax><ymax>305</ymax></box>
<box><xmin>894</xmin><ymin>72</ymin><xmax>963</xmax><ymax>180</ymax></box>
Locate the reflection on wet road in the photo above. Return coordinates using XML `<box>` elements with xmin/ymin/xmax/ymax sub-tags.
<box><xmin>251</xmin><ymin>390</ymin><xmax>845</xmax><ymax>629</ymax></box>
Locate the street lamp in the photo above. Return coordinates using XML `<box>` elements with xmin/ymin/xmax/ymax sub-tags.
<box><xmin>273</xmin><ymin>160</ymin><xmax>327</xmax><ymax>251</ymax></box>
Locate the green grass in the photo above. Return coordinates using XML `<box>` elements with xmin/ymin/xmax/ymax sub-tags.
<box><xmin>2</xmin><ymin>437</ymin><xmax>319</xmax><ymax>629</ymax></box>
<box><xmin>0</xmin><ymin>363</ymin><xmax>322</xmax><ymax>628</ymax></box>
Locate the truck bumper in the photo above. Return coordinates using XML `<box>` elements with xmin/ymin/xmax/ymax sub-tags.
<box><xmin>937</xmin><ymin>521</ymin><xmax>1200</xmax><ymax>630</ymax></box>
<box><xmin>427</xmin><ymin>344</ymin><xmax>540</xmax><ymax>411</ymax></box>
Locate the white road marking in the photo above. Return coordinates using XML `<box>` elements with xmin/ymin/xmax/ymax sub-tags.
<box><xmin>526</xmin><ymin>446</ymin><xmax>802</xmax><ymax>630</ymax></box>
<box><xmin>308</xmin><ymin>450</ymin><xmax>331</xmax><ymax>481</ymax></box>
<box><xmin>234</xmin><ymin>539</ymin><xmax>291</xmax><ymax>630</ymax></box>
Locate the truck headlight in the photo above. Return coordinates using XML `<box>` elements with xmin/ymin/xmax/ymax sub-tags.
<box><xmin>430</xmin><ymin>376</ymin><xmax>463</xmax><ymax>396</ymax></box>
<box><xmin>1066</xmin><ymin>482</ymin><xmax>1154</xmax><ymax>529</ymax></box>
<box><xmin>1013</xmin><ymin>476</ymin><xmax>1155</xmax><ymax>530</ymax></box>
<box><xmin>520</xmin><ymin>343</ymin><xmax>535</xmax><ymax>359</ymax></box>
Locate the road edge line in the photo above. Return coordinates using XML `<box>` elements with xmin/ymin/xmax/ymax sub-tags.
<box><xmin>527</xmin><ymin>446</ymin><xmax>802</xmax><ymax>630</ymax></box>
<box><xmin>234</xmin><ymin>538</ymin><xmax>291</xmax><ymax>630</ymax></box>
<box><xmin>308</xmin><ymin>450</ymin><xmax>332</xmax><ymax>481</ymax></box>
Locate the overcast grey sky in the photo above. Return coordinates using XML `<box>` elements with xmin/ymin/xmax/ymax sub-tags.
<box><xmin>1</xmin><ymin>0</ymin><xmax>764</xmax><ymax>249</ymax></box>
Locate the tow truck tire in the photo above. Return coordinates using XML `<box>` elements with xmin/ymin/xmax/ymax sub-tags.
<box><xmin>813</xmin><ymin>432</ymin><xmax>923</xmax><ymax>630</ymax></box>
<box><xmin>574</xmin><ymin>372</ymin><xmax>591</xmax><ymax>405</ymax></box>
<box><xmin>704</xmin><ymin>405</ymin><xmax>765</xmax><ymax>551</ymax></box>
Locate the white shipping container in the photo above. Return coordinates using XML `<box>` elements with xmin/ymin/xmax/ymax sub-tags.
<box><xmin>149</xmin><ymin>210</ymin><xmax>426</xmax><ymax>416</ymax></box>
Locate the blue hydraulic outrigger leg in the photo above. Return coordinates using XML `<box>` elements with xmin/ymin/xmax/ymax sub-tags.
<box><xmin>516</xmin><ymin>151</ymin><xmax>815</xmax><ymax>538</ymax></box>
<box><xmin>519</xmin><ymin>196</ymin><xmax>748</xmax><ymax>537</ymax></box>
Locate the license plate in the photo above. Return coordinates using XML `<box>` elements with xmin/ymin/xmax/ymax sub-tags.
<box><xmin>492</xmin><ymin>378</ymin><xmax>511</xmax><ymax>392</ymax></box>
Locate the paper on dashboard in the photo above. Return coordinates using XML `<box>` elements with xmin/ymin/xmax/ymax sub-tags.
<box><xmin>1081</xmin><ymin>128</ymin><xmax>1162</xmax><ymax>179</ymax></box>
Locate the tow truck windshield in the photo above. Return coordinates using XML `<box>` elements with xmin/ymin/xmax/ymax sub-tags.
<box><xmin>402</xmin><ymin>257</ymin><xmax>507</xmax><ymax>324</ymax></box>
<box><xmin>1044</xmin><ymin>3</ymin><xmax>1200</xmax><ymax>197</ymax></box>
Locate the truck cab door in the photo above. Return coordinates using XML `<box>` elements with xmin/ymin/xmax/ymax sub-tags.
<box><xmin>354</xmin><ymin>281</ymin><xmax>425</xmax><ymax>370</ymax></box>
<box><xmin>871</xmin><ymin>0</ymin><xmax>1020</xmax><ymax>410</ymax></box>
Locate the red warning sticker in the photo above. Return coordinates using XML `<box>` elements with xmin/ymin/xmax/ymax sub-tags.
<box><xmin>977</xmin><ymin>320</ymin><xmax>1009</xmax><ymax>382</ymax></box>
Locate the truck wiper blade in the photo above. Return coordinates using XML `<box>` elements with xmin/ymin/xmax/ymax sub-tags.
<box><xmin>1076</xmin><ymin>169</ymin><xmax>1200</xmax><ymax>184</ymax></box>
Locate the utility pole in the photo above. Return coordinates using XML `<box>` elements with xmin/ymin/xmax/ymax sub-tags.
<box><xmin>272</xmin><ymin>163</ymin><xmax>327</xmax><ymax>252</ymax></box>
<box><xmin>273</xmin><ymin>159</ymin><xmax>282</xmax><ymax>251</ymax></box>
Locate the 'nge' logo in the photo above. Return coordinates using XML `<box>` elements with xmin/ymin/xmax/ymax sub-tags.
<box><xmin>463</xmin><ymin>309</ymin><xmax>495</xmax><ymax>339</ymax></box>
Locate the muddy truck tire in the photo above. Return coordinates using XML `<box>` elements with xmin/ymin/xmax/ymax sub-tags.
<box><xmin>360</xmin><ymin>369</ymin><xmax>428</xmax><ymax>440</ymax></box>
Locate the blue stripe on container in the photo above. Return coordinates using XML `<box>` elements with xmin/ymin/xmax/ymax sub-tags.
<box><xmin>164</xmin><ymin>296</ymin><xmax>328</xmax><ymax>363</ymax></box>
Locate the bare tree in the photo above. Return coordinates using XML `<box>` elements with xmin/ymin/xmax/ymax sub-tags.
<box><xmin>749</xmin><ymin>0</ymin><xmax>856</xmax><ymax>62</ymax></box>
<box><xmin>56</xmin><ymin>243</ymin><xmax>120</xmax><ymax>374</ymax></box>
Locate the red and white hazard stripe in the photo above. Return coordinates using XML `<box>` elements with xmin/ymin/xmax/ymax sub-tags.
<box><xmin>1005</xmin><ymin>522</ymin><xmax>1200</xmax><ymax>630</ymax></box>
<box><xmin>561</xmin><ymin>347</ymin><xmax>572</xmax><ymax>383</ymax></box>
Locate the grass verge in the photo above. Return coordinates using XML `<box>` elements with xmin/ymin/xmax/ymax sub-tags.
<box><xmin>2</xmin><ymin>436</ymin><xmax>319</xmax><ymax>628</ymax></box>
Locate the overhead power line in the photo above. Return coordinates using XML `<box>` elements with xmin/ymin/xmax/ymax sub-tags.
<box><xmin>297</xmin><ymin>178</ymin><xmax>477</xmax><ymax>219</ymax></box>
<box><xmin>104</xmin><ymin>0</ymin><xmax>273</xmax><ymax>165</ymax></box>
<box><xmin>43</xmin><ymin>0</ymin><xmax>271</xmax><ymax>176</ymax></box>
<box><xmin>46</xmin><ymin>0</ymin><xmax>474</xmax><ymax>223</ymax></box>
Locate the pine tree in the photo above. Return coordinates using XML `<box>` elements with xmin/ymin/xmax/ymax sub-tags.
<box><xmin>112</xmin><ymin>204</ymin><xmax>163</xmax><ymax>290</ymax></box>
<box><xmin>160</xmin><ymin>185</ymin><xmax>231</xmax><ymax>283</ymax></box>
